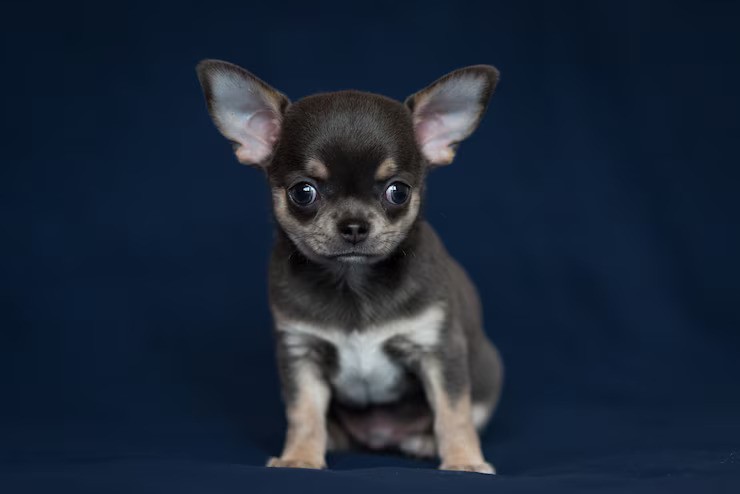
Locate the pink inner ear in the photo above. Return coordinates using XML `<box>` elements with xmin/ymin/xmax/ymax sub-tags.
<box><xmin>415</xmin><ymin>109</ymin><xmax>475</xmax><ymax>165</ymax></box>
<box><xmin>415</xmin><ymin>116</ymin><xmax>456</xmax><ymax>164</ymax></box>
<box><xmin>234</xmin><ymin>109</ymin><xmax>281</xmax><ymax>164</ymax></box>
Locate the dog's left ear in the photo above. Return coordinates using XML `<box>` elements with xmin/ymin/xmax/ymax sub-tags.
<box><xmin>405</xmin><ymin>65</ymin><xmax>499</xmax><ymax>166</ymax></box>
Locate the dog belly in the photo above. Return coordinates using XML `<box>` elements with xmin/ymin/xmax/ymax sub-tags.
<box><xmin>332</xmin><ymin>392</ymin><xmax>433</xmax><ymax>451</ymax></box>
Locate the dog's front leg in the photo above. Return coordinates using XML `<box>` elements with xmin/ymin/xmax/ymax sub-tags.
<box><xmin>267</xmin><ymin>334</ymin><xmax>330</xmax><ymax>469</ymax></box>
<box><xmin>419</xmin><ymin>341</ymin><xmax>495</xmax><ymax>474</ymax></box>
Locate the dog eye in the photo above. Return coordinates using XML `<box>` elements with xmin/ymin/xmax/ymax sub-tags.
<box><xmin>384</xmin><ymin>182</ymin><xmax>411</xmax><ymax>205</ymax></box>
<box><xmin>288</xmin><ymin>182</ymin><xmax>318</xmax><ymax>206</ymax></box>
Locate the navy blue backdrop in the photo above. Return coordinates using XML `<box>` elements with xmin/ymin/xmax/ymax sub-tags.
<box><xmin>2</xmin><ymin>1</ymin><xmax>739</xmax><ymax>492</ymax></box>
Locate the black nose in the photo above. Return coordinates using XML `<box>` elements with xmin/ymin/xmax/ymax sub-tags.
<box><xmin>338</xmin><ymin>220</ymin><xmax>370</xmax><ymax>245</ymax></box>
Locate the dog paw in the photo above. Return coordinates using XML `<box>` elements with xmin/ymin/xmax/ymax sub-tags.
<box><xmin>266</xmin><ymin>457</ymin><xmax>326</xmax><ymax>469</ymax></box>
<box><xmin>440</xmin><ymin>461</ymin><xmax>496</xmax><ymax>474</ymax></box>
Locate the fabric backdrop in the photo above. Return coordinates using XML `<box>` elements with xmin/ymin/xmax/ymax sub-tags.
<box><xmin>2</xmin><ymin>1</ymin><xmax>739</xmax><ymax>492</ymax></box>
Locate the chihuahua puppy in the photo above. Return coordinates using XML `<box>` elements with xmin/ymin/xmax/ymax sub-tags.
<box><xmin>196</xmin><ymin>60</ymin><xmax>503</xmax><ymax>474</ymax></box>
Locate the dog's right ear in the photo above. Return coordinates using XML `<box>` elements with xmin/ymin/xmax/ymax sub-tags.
<box><xmin>196</xmin><ymin>60</ymin><xmax>290</xmax><ymax>167</ymax></box>
<box><xmin>405</xmin><ymin>65</ymin><xmax>499</xmax><ymax>167</ymax></box>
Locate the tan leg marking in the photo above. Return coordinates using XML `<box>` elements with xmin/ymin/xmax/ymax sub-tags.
<box><xmin>422</xmin><ymin>362</ymin><xmax>495</xmax><ymax>474</ymax></box>
<box><xmin>267</xmin><ymin>363</ymin><xmax>330</xmax><ymax>469</ymax></box>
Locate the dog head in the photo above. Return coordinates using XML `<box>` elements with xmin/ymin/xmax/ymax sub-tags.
<box><xmin>196</xmin><ymin>61</ymin><xmax>498</xmax><ymax>264</ymax></box>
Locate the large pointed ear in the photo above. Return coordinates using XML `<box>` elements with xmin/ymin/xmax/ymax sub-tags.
<box><xmin>405</xmin><ymin>65</ymin><xmax>499</xmax><ymax>166</ymax></box>
<box><xmin>196</xmin><ymin>59</ymin><xmax>290</xmax><ymax>167</ymax></box>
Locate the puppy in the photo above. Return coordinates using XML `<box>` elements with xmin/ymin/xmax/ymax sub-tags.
<box><xmin>196</xmin><ymin>60</ymin><xmax>503</xmax><ymax>474</ymax></box>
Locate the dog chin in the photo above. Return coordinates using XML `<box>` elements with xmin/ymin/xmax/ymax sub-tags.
<box><xmin>291</xmin><ymin>242</ymin><xmax>381</xmax><ymax>265</ymax></box>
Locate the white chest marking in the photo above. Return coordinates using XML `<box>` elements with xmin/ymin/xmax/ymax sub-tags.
<box><xmin>277</xmin><ymin>305</ymin><xmax>445</xmax><ymax>406</ymax></box>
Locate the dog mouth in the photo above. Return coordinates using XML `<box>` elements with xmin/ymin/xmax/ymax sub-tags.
<box><xmin>328</xmin><ymin>253</ymin><xmax>382</xmax><ymax>263</ymax></box>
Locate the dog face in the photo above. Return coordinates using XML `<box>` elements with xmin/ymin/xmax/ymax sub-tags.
<box><xmin>196</xmin><ymin>61</ymin><xmax>498</xmax><ymax>264</ymax></box>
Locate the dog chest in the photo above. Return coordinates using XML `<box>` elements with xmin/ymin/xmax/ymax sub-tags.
<box><xmin>277</xmin><ymin>304</ymin><xmax>446</xmax><ymax>407</ymax></box>
<box><xmin>331</xmin><ymin>331</ymin><xmax>405</xmax><ymax>405</ymax></box>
